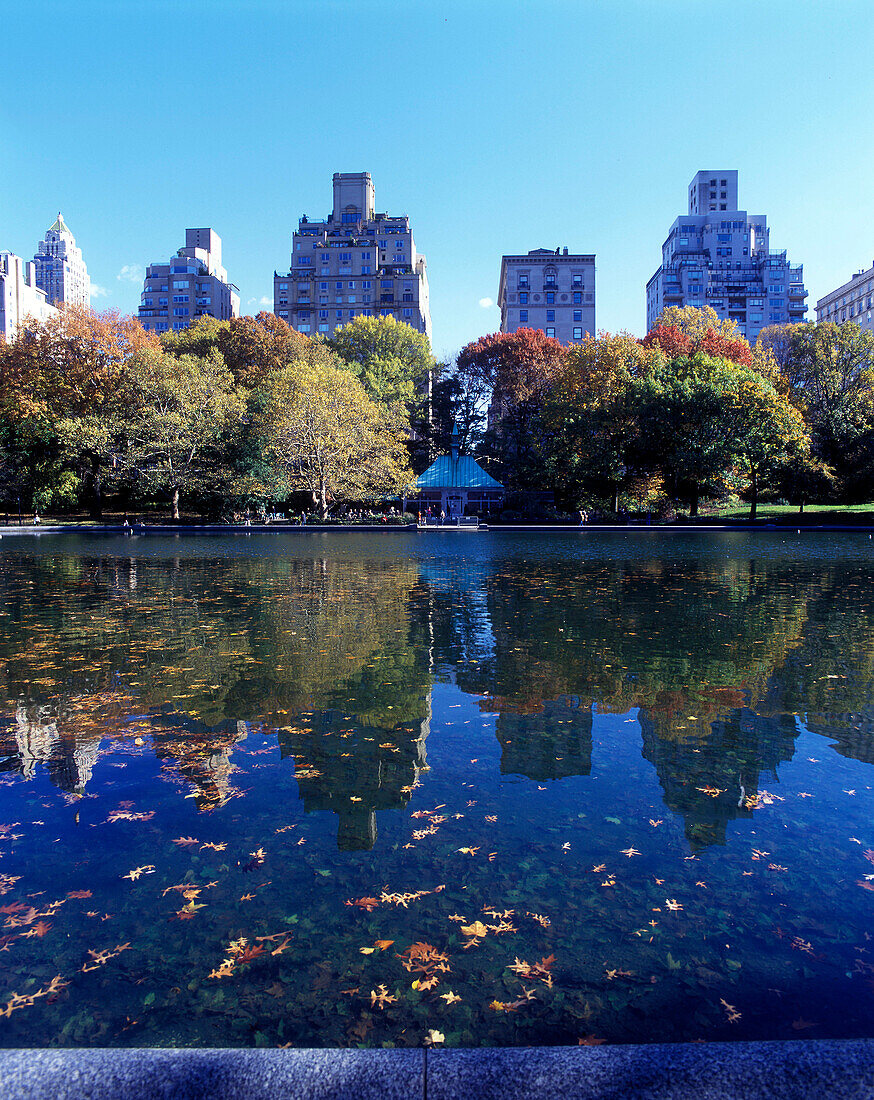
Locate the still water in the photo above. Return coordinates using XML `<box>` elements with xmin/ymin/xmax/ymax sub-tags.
<box><xmin>1</xmin><ymin>530</ymin><xmax>874</xmax><ymax>1048</ymax></box>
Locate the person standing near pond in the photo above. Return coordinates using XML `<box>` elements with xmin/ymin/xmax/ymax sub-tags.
<box><xmin>440</xmin><ymin>509</ymin><xmax>445</xmax><ymax>526</ymax></box>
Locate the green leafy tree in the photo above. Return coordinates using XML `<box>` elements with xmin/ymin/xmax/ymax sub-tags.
<box><xmin>326</xmin><ymin>315</ymin><xmax>435</xmax><ymax>407</ymax></box>
<box><xmin>256</xmin><ymin>358</ymin><xmax>413</xmax><ymax>518</ymax></box>
<box><xmin>102</xmin><ymin>348</ymin><xmax>243</xmax><ymax>519</ymax></box>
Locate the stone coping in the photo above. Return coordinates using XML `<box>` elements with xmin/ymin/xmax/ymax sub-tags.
<box><xmin>2</xmin><ymin>523</ymin><xmax>874</xmax><ymax>536</ymax></box>
<box><xmin>1</xmin><ymin>1040</ymin><xmax>873</xmax><ymax>1099</ymax></box>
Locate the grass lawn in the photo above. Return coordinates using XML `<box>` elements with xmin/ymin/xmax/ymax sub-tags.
<box><xmin>706</xmin><ymin>502</ymin><xmax>874</xmax><ymax>524</ymax></box>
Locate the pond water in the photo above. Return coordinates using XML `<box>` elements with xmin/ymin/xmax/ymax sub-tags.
<box><xmin>1</xmin><ymin>530</ymin><xmax>874</xmax><ymax>1048</ymax></box>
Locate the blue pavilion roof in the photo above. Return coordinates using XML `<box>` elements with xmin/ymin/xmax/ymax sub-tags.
<box><xmin>414</xmin><ymin>455</ymin><xmax>504</xmax><ymax>491</ymax></box>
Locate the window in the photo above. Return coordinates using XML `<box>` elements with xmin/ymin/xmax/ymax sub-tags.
<box><xmin>335</xmin><ymin>281</ymin><xmax>343</xmax><ymax>289</ymax></box>
<box><xmin>336</xmin><ymin>311</ymin><xmax>342</xmax><ymax>320</ymax></box>
<box><xmin>546</xmin><ymin>292</ymin><xmax>555</xmax><ymax>304</ymax></box>
<box><xmin>546</xmin><ymin>327</ymin><xmax>555</xmax><ymax>338</ymax></box>
<box><xmin>172</xmin><ymin>295</ymin><xmax>189</xmax><ymax>303</ymax></box>
<box><xmin>173</xmin><ymin>280</ymin><xmax>190</xmax><ymax>289</ymax></box>
<box><xmin>361</xmin><ymin>265</ymin><xmax>371</xmax><ymax>275</ymax></box>
<box><xmin>319</xmin><ymin>323</ymin><xmax>330</xmax><ymax>332</ymax></box>
<box><xmin>519</xmin><ymin>292</ymin><xmax>528</xmax><ymax>304</ymax></box>
<box><xmin>298</xmin><ymin>324</ymin><xmax>311</xmax><ymax>332</ymax></box>
<box><xmin>279</xmin><ymin>283</ymin><xmax>288</xmax><ymax>291</ymax></box>
<box><xmin>519</xmin><ymin>274</ymin><xmax>529</xmax><ymax>288</ymax></box>
<box><xmin>402</xmin><ymin>292</ymin><xmax>413</xmax><ymax>302</ymax></box>
<box><xmin>573</xmin><ymin>274</ymin><xmax>582</xmax><ymax>287</ymax></box>
<box><xmin>573</xmin><ymin>292</ymin><xmax>582</xmax><ymax>304</ymax></box>
<box><xmin>173</xmin><ymin>307</ymin><xmax>188</xmax><ymax>317</ymax></box>
<box><xmin>519</xmin><ymin>310</ymin><xmax>528</xmax><ymax>323</ymax></box>
<box><xmin>340</xmin><ymin>253</ymin><xmax>351</xmax><ymax>262</ymax></box>
<box><xmin>319</xmin><ymin>310</ymin><xmax>328</xmax><ymax>319</ymax></box>
<box><xmin>321</xmin><ymin>267</ymin><xmax>330</xmax><ymax>275</ymax></box>
<box><xmin>573</xmin><ymin>327</ymin><xmax>583</xmax><ymax>340</ymax></box>
<box><xmin>297</xmin><ymin>257</ymin><xmax>312</xmax><ymax>266</ymax></box>
<box><xmin>362</xmin><ymin>280</ymin><xmax>372</xmax><ymax>289</ymax></box>
<box><xmin>378</xmin><ymin>239</ymin><xmax>387</xmax><ymax>249</ymax></box>
<box><xmin>321</xmin><ymin>253</ymin><xmax>329</xmax><ymax>261</ymax></box>
<box><xmin>545</xmin><ymin>274</ymin><xmax>556</xmax><ymax>286</ymax></box>
<box><xmin>546</xmin><ymin>310</ymin><xmax>555</xmax><ymax>322</ymax></box>
<box><xmin>403</xmin><ymin>308</ymin><xmax>412</xmax><ymax>317</ymax></box>
<box><xmin>348</xmin><ymin>281</ymin><xmax>356</xmax><ymax>288</ymax></box>
<box><xmin>320</xmin><ymin>282</ymin><xmax>328</xmax><ymax>290</ymax></box>
<box><xmin>381</xmin><ymin>279</ymin><xmax>392</xmax><ymax>288</ymax></box>
<box><xmin>573</xmin><ymin>310</ymin><xmax>582</xmax><ymax>322</ymax></box>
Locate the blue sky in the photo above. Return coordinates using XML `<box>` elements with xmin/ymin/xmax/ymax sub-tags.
<box><xmin>2</xmin><ymin>0</ymin><xmax>873</xmax><ymax>361</ymax></box>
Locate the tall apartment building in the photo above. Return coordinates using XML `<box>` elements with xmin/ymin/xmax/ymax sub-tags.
<box><xmin>498</xmin><ymin>248</ymin><xmax>595</xmax><ymax>344</ymax></box>
<box><xmin>0</xmin><ymin>252</ymin><xmax>57</xmax><ymax>342</ymax></box>
<box><xmin>32</xmin><ymin>213</ymin><xmax>91</xmax><ymax>309</ymax></box>
<box><xmin>816</xmin><ymin>262</ymin><xmax>874</xmax><ymax>333</ymax></box>
<box><xmin>137</xmin><ymin>228</ymin><xmax>240</xmax><ymax>334</ymax></box>
<box><xmin>274</xmin><ymin>172</ymin><xmax>431</xmax><ymax>341</ymax></box>
<box><xmin>646</xmin><ymin>171</ymin><xmax>807</xmax><ymax>343</ymax></box>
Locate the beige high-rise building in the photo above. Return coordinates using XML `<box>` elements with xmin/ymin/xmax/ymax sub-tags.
<box><xmin>137</xmin><ymin>228</ymin><xmax>240</xmax><ymax>334</ymax></box>
<box><xmin>0</xmin><ymin>252</ymin><xmax>57</xmax><ymax>342</ymax></box>
<box><xmin>274</xmin><ymin>172</ymin><xmax>431</xmax><ymax>340</ymax></box>
<box><xmin>33</xmin><ymin>213</ymin><xmax>91</xmax><ymax>309</ymax></box>
<box><xmin>816</xmin><ymin>262</ymin><xmax>874</xmax><ymax>333</ymax></box>
<box><xmin>498</xmin><ymin>248</ymin><xmax>595</xmax><ymax>344</ymax></box>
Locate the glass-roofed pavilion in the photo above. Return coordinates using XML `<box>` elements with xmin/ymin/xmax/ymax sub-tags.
<box><xmin>412</xmin><ymin>427</ymin><xmax>504</xmax><ymax>519</ymax></box>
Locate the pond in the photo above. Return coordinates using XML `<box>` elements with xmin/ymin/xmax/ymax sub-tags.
<box><xmin>1</xmin><ymin>530</ymin><xmax>874</xmax><ymax>1048</ymax></box>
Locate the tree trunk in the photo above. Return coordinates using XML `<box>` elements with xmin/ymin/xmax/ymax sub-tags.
<box><xmin>171</xmin><ymin>486</ymin><xmax>180</xmax><ymax>521</ymax></box>
<box><xmin>799</xmin><ymin>497</ymin><xmax>805</xmax><ymax>514</ymax></box>
<box><xmin>89</xmin><ymin>454</ymin><xmax>103</xmax><ymax>519</ymax></box>
<box><xmin>319</xmin><ymin>478</ymin><xmax>328</xmax><ymax>520</ymax></box>
<box><xmin>749</xmin><ymin>470</ymin><xmax>758</xmax><ymax>522</ymax></box>
<box><xmin>690</xmin><ymin>486</ymin><xmax>699</xmax><ymax>518</ymax></box>
<box><xmin>611</xmin><ymin>486</ymin><xmax>619</xmax><ymax>514</ymax></box>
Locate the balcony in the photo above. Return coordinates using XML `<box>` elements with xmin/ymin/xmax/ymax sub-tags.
<box><xmin>789</xmin><ymin>286</ymin><xmax>808</xmax><ymax>299</ymax></box>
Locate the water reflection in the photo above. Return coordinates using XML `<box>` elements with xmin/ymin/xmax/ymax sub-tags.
<box><xmin>1</xmin><ymin>535</ymin><xmax>874</xmax><ymax>848</ymax></box>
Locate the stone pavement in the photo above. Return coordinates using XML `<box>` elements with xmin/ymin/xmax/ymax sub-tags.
<box><xmin>2</xmin><ymin>1040</ymin><xmax>874</xmax><ymax>1099</ymax></box>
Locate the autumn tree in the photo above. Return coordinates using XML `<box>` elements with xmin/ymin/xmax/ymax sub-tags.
<box><xmin>217</xmin><ymin>312</ymin><xmax>310</xmax><ymax>388</ymax></box>
<box><xmin>653</xmin><ymin>304</ymin><xmax>740</xmax><ymax>340</ymax></box>
<box><xmin>541</xmin><ymin>333</ymin><xmax>658</xmax><ymax>511</ymax></box>
<box><xmin>255</xmin><ymin>358</ymin><xmax>413</xmax><ymax>518</ymax></box>
<box><xmin>457</xmin><ymin>328</ymin><xmax>567</xmax><ymax>488</ymax></box>
<box><xmin>100</xmin><ymin>348</ymin><xmax>244</xmax><ymax>519</ymax></box>
<box><xmin>0</xmin><ymin>306</ymin><xmax>158</xmax><ymax>514</ymax></box>
<box><xmin>326</xmin><ymin>315</ymin><xmax>435</xmax><ymax>408</ymax></box>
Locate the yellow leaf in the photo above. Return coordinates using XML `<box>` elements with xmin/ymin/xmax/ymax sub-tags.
<box><xmin>460</xmin><ymin>920</ymin><xmax>488</xmax><ymax>938</ymax></box>
<box><xmin>359</xmin><ymin>947</ymin><xmax>376</xmax><ymax>955</ymax></box>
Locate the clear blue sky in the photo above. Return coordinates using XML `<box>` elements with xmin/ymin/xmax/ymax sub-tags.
<box><xmin>3</xmin><ymin>0</ymin><xmax>872</xmax><ymax>362</ymax></box>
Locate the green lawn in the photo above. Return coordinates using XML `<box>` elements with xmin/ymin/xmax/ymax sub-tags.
<box><xmin>707</xmin><ymin>502</ymin><xmax>874</xmax><ymax>523</ymax></box>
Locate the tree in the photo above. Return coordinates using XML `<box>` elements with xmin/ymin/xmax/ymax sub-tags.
<box><xmin>0</xmin><ymin>306</ymin><xmax>158</xmax><ymax>514</ymax></box>
<box><xmin>326</xmin><ymin>315</ymin><xmax>435</xmax><ymax>408</ymax></box>
<box><xmin>643</xmin><ymin>321</ymin><xmax>752</xmax><ymax>366</ymax></box>
<box><xmin>653</xmin><ymin>304</ymin><xmax>739</xmax><ymax>340</ymax></box>
<box><xmin>102</xmin><ymin>348</ymin><xmax>243</xmax><ymax>519</ymax></box>
<box><xmin>457</xmin><ymin>328</ymin><xmax>566</xmax><ymax>487</ymax></box>
<box><xmin>256</xmin><ymin>359</ymin><xmax>413</xmax><ymax>518</ymax></box>
<box><xmin>773</xmin><ymin>323</ymin><xmax>874</xmax><ymax>486</ymax></box>
<box><xmin>636</xmin><ymin>353</ymin><xmax>808</xmax><ymax>518</ymax></box>
<box><xmin>217</xmin><ymin>312</ymin><xmax>310</xmax><ymax>388</ymax></box>
<box><xmin>540</xmin><ymin>333</ymin><xmax>657</xmax><ymax>511</ymax></box>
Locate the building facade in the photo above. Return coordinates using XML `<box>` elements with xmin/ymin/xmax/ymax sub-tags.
<box><xmin>646</xmin><ymin>171</ymin><xmax>807</xmax><ymax>343</ymax></box>
<box><xmin>816</xmin><ymin>262</ymin><xmax>874</xmax><ymax>333</ymax></box>
<box><xmin>32</xmin><ymin>213</ymin><xmax>91</xmax><ymax>309</ymax></box>
<box><xmin>274</xmin><ymin>172</ymin><xmax>431</xmax><ymax>341</ymax></box>
<box><xmin>498</xmin><ymin>248</ymin><xmax>595</xmax><ymax>344</ymax></box>
<box><xmin>137</xmin><ymin>228</ymin><xmax>240</xmax><ymax>334</ymax></box>
<box><xmin>0</xmin><ymin>252</ymin><xmax>57</xmax><ymax>342</ymax></box>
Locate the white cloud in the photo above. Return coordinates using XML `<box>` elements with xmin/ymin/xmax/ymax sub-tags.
<box><xmin>478</xmin><ymin>297</ymin><xmax>494</xmax><ymax>309</ymax></box>
<box><xmin>259</xmin><ymin>296</ymin><xmax>272</xmax><ymax>307</ymax></box>
<box><xmin>89</xmin><ymin>283</ymin><xmax>109</xmax><ymax>299</ymax></box>
<box><xmin>117</xmin><ymin>264</ymin><xmax>143</xmax><ymax>283</ymax></box>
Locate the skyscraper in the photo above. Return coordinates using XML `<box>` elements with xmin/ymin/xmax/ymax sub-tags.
<box><xmin>646</xmin><ymin>172</ymin><xmax>807</xmax><ymax>342</ymax></box>
<box><xmin>33</xmin><ymin>213</ymin><xmax>91</xmax><ymax>310</ymax></box>
<box><xmin>274</xmin><ymin>172</ymin><xmax>431</xmax><ymax>340</ymax></box>
<box><xmin>137</xmin><ymin>228</ymin><xmax>240</xmax><ymax>334</ymax></box>
<box><xmin>498</xmin><ymin>248</ymin><xmax>595</xmax><ymax>344</ymax></box>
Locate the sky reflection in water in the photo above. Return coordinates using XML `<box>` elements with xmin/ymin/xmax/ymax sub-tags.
<box><xmin>1</xmin><ymin>531</ymin><xmax>873</xmax><ymax>1048</ymax></box>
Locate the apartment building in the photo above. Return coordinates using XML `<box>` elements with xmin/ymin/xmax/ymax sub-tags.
<box><xmin>0</xmin><ymin>252</ymin><xmax>57</xmax><ymax>341</ymax></box>
<box><xmin>646</xmin><ymin>171</ymin><xmax>807</xmax><ymax>342</ymax></box>
<box><xmin>137</xmin><ymin>228</ymin><xmax>240</xmax><ymax>334</ymax></box>
<box><xmin>32</xmin><ymin>213</ymin><xmax>91</xmax><ymax>309</ymax></box>
<box><xmin>816</xmin><ymin>262</ymin><xmax>874</xmax><ymax>333</ymax></box>
<box><xmin>498</xmin><ymin>248</ymin><xmax>595</xmax><ymax>343</ymax></box>
<box><xmin>274</xmin><ymin>172</ymin><xmax>431</xmax><ymax>341</ymax></box>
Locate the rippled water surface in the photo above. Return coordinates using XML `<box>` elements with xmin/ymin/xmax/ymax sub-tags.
<box><xmin>2</xmin><ymin>530</ymin><xmax>874</xmax><ymax>1047</ymax></box>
